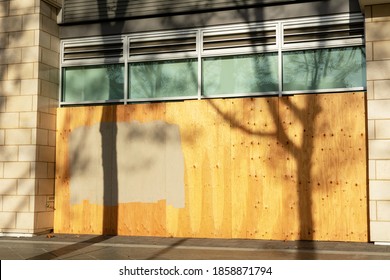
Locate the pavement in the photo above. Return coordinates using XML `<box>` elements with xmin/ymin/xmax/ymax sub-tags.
<box><xmin>1</xmin><ymin>234</ymin><xmax>390</xmax><ymax>260</ymax></box>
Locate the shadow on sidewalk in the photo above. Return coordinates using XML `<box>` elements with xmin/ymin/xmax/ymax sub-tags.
<box><xmin>27</xmin><ymin>235</ymin><xmax>114</xmax><ymax>260</ymax></box>
<box><xmin>146</xmin><ymin>238</ymin><xmax>188</xmax><ymax>260</ymax></box>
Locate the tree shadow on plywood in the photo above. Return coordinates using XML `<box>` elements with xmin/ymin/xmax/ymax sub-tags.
<box><xmin>201</xmin><ymin>0</ymin><xmax>366</xmax><ymax>260</ymax></box>
<box><xmin>97</xmin><ymin>0</ymin><xmax>132</xmax><ymax>236</ymax></box>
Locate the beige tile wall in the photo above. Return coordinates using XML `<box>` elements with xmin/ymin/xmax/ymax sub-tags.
<box><xmin>366</xmin><ymin>3</ymin><xmax>390</xmax><ymax>242</ymax></box>
<box><xmin>0</xmin><ymin>0</ymin><xmax>60</xmax><ymax>235</ymax></box>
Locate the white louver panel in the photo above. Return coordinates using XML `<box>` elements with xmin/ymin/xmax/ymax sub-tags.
<box><xmin>202</xmin><ymin>25</ymin><xmax>278</xmax><ymax>55</ymax></box>
<box><xmin>128</xmin><ymin>32</ymin><xmax>197</xmax><ymax>60</ymax></box>
<box><xmin>283</xmin><ymin>15</ymin><xmax>364</xmax><ymax>49</ymax></box>
<box><xmin>62</xmin><ymin>37</ymin><xmax>124</xmax><ymax>65</ymax></box>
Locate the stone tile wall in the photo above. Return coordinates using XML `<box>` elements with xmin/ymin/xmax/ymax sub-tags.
<box><xmin>0</xmin><ymin>0</ymin><xmax>60</xmax><ymax>235</ymax></box>
<box><xmin>365</xmin><ymin>3</ymin><xmax>390</xmax><ymax>242</ymax></box>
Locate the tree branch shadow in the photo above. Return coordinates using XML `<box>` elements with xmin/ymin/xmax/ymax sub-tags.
<box><xmin>59</xmin><ymin>1</ymin><xmax>366</xmax><ymax>262</ymax></box>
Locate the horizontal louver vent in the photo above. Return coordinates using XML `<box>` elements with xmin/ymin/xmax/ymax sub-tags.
<box><xmin>61</xmin><ymin>14</ymin><xmax>364</xmax><ymax>65</ymax></box>
<box><xmin>204</xmin><ymin>31</ymin><xmax>277</xmax><ymax>49</ymax></box>
<box><xmin>284</xmin><ymin>21</ymin><xmax>364</xmax><ymax>46</ymax></box>
<box><xmin>203</xmin><ymin>28</ymin><xmax>277</xmax><ymax>53</ymax></box>
<box><xmin>63</xmin><ymin>38</ymin><xmax>124</xmax><ymax>63</ymax></box>
<box><xmin>129</xmin><ymin>34</ymin><xmax>197</xmax><ymax>57</ymax></box>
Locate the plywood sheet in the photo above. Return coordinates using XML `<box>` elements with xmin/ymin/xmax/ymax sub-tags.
<box><xmin>54</xmin><ymin>93</ymin><xmax>368</xmax><ymax>241</ymax></box>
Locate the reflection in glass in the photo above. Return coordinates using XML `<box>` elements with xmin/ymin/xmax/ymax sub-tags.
<box><xmin>129</xmin><ymin>59</ymin><xmax>198</xmax><ymax>99</ymax></box>
<box><xmin>202</xmin><ymin>53</ymin><xmax>278</xmax><ymax>96</ymax></box>
<box><xmin>283</xmin><ymin>47</ymin><xmax>366</xmax><ymax>91</ymax></box>
<box><xmin>62</xmin><ymin>64</ymin><xmax>124</xmax><ymax>102</ymax></box>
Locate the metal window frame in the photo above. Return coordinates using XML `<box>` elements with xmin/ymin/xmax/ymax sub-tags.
<box><xmin>59</xmin><ymin>12</ymin><xmax>366</xmax><ymax>106</ymax></box>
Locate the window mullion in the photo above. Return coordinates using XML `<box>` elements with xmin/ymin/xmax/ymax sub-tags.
<box><xmin>198</xmin><ymin>29</ymin><xmax>203</xmax><ymax>100</ymax></box>
<box><xmin>124</xmin><ymin>36</ymin><xmax>129</xmax><ymax>104</ymax></box>
<box><xmin>278</xmin><ymin>21</ymin><xmax>283</xmax><ymax>97</ymax></box>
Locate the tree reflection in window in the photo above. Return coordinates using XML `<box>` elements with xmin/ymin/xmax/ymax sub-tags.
<box><xmin>283</xmin><ymin>47</ymin><xmax>366</xmax><ymax>91</ymax></box>
<box><xmin>63</xmin><ymin>64</ymin><xmax>124</xmax><ymax>102</ymax></box>
<box><xmin>202</xmin><ymin>53</ymin><xmax>279</xmax><ymax>96</ymax></box>
<box><xmin>129</xmin><ymin>59</ymin><xmax>198</xmax><ymax>99</ymax></box>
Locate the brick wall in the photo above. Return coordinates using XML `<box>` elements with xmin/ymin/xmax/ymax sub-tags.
<box><xmin>0</xmin><ymin>0</ymin><xmax>60</xmax><ymax>236</ymax></box>
<box><xmin>365</xmin><ymin>3</ymin><xmax>390</xmax><ymax>242</ymax></box>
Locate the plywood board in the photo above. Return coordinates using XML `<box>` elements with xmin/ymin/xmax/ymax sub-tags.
<box><xmin>54</xmin><ymin>93</ymin><xmax>368</xmax><ymax>241</ymax></box>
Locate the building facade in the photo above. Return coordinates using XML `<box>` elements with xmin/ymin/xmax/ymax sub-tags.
<box><xmin>0</xmin><ymin>0</ymin><xmax>389</xmax><ymax>243</ymax></box>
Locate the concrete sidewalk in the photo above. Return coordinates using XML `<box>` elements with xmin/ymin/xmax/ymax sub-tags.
<box><xmin>1</xmin><ymin>234</ymin><xmax>390</xmax><ymax>260</ymax></box>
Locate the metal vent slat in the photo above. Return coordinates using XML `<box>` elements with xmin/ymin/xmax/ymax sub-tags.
<box><xmin>129</xmin><ymin>35</ymin><xmax>197</xmax><ymax>56</ymax></box>
<box><xmin>204</xmin><ymin>40</ymin><xmax>276</xmax><ymax>51</ymax></box>
<box><xmin>130</xmin><ymin>46</ymin><xmax>196</xmax><ymax>56</ymax></box>
<box><xmin>284</xmin><ymin>22</ymin><xmax>364</xmax><ymax>45</ymax></box>
<box><xmin>284</xmin><ymin>25</ymin><xmax>364</xmax><ymax>37</ymax></box>
<box><xmin>63</xmin><ymin>40</ymin><xmax>123</xmax><ymax>62</ymax></box>
<box><xmin>203</xmin><ymin>31</ymin><xmax>276</xmax><ymax>43</ymax></box>
<box><xmin>203</xmin><ymin>29</ymin><xmax>277</xmax><ymax>52</ymax></box>
<box><xmin>64</xmin><ymin>52</ymin><xmax>123</xmax><ymax>60</ymax></box>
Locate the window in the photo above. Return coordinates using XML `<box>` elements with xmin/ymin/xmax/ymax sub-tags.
<box><xmin>62</xmin><ymin>64</ymin><xmax>124</xmax><ymax>103</ymax></box>
<box><xmin>61</xmin><ymin>36</ymin><xmax>125</xmax><ymax>103</ymax></box>
<box><xmin>202</xmin><ymin>53</ymin><xmax>278</xmax><ymax>96</ymax></box>
<box><xmin>129</xmin><ymin>59</ymin><xmax>198</xmax><ymax>99</ymax></box>
<box><xmin>283</xmin><ymin>47</ymin><xmax>366</xmax><ymax>91</ymax></box>
<box><xmin>127</xmin><ymin>32</ymin><xmax>198</xmax><ymax>101</ymax></box>
<box><xmin>201</xmin><ymin>24</ymin><xmax>278</xmax><ymax>97</ymax></box>
<box><xmin>60</xmin><ymin>13</ymin><xmax>365</xmax><ymax>105</ymax></box>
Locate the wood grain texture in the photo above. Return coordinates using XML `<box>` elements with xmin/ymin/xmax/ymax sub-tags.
<box><xmin>54</xmin><ymin>92</ymin><xmax>368</xmax><ymax>241</ymax></box>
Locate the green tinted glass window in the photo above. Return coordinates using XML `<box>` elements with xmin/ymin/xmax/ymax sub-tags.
<box><xmin>202</xmin><ymin>53</ymin><xmax>278</xmax><ymax>96</ymax></box>
<box><xmin>283</xmin><ymin>47</ymin><xmax>366</xmax><ymax>91</ymax></box>
<box><xmin>62</xmin><ymin>64</ymin><xmax>124</xmax><ymax>102</ymax></box>
<box><xmin>129</xmin><ymin>59</ymin><xmax>198</xmax><ymax>99</ymax></box>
